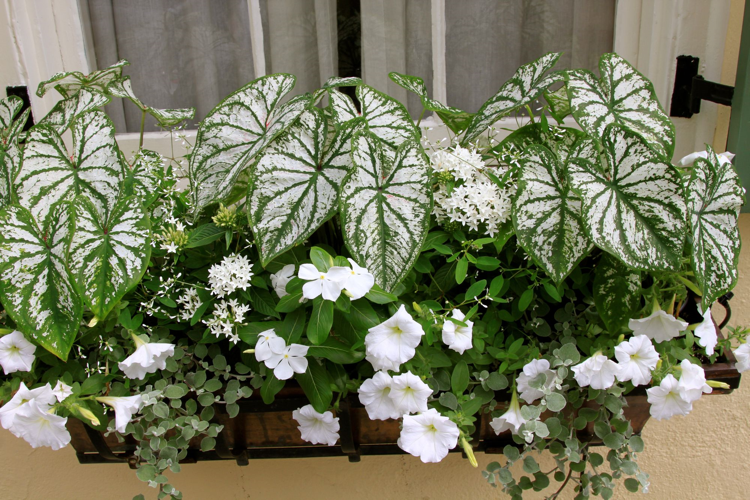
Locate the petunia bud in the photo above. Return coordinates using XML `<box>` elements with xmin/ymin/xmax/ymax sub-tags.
<box><xmin>706</xmin><ymin>380</ymin><xmax>730</xmax><ymax>390</ymax></box>
<box><xmin>73</xmin><ymin>405</ymin><xmax>100</xmax><ymax>426</ymax></box>
<box><xmin>412</xmin><ymin>302</ymin><xmax>423</xmax><ymax>315</ymax></box>
<box><xmin>459</xmin><ymin>436</ymin><xmax>478</xmax><ymax>467</ymax></box>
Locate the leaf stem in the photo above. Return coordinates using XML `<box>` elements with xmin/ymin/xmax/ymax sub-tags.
<box><xmin>139</xmin><ymin>109</ymin><xmax>147</xmax><ymax>149</ymax></box>
<box><xmin>417</xmin><ymin>107</ymin><xmax>426</xmax><ymax>128</ymax></box>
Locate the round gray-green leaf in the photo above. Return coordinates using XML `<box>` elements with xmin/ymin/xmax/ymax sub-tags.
<box><xmin>545</xmin><ymin>392</ymin><xmax>566</xmax><ymax>412</ymax></box>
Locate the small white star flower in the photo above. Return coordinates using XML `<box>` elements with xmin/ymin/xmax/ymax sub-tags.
<box><xmin>207</xmin><ymin>254</ymin><xmax>254</xmax><ymax>298</ymax></box>
<box><xmin>442</xmin><ymin>309</ymin><xmax>473</xmax><ymax>354</ymax></box>
<box><xmin>0</xmin><ymin>331</ymin><xmax>36</xmax><ymax>374</ymax></box>
<box><xmin>647</xmin><ymin>374</ymin><xmax>692</xmax><ymax>421</ymax></box>
<box><xmin>397</xmin><ymin>408</ymin><xmax>459</xmax><ymax>463</ymax></box>
<box><xmin>118</xmin><ymin>336</ymin><xmax>176</xmax><ymax>380</ymax></box>
<box><xmin>388</xmin><ymin>372</ymin><xmax>432</xmax><ymax>414</ymax></box>
<box><xmin>615</xmin><ymin>335</ymin><xmax>659</xmax><ymax>387</ymax></box>
<box><xmin>628</xmin><ymin>310</ymin><xmax>688</xmax><ymax>343</ymax></box>
<box><xmin>516</xmin><ymin>359</ymin><xmax>556</xmax><ymax>403</ymax></box>
<box><xmin>255</xmin><ymin>329</ymin><xmax>286</xmax><ymax>363</ymax></box>
<box><xmin>270</xmin><ymin>264</ymin><xmax>296</xmax><ymax>298</ymax></box>
<box><xmin>51</xmin><ymin>381</ymin><xmax>73</xmax><ymax>402</ymax></box>
<box><xmin>733</xmin><ymin>343</ymin><xmax>750</xmax><ymax>373</ymax></box>
<box><xmin>12</xmin><ymin>400</ymin><xmax>71</xmax><ymax>450</ymax></box>
<box><xmin>96</xmin><ymin>395</ymin><xmax>144</xmax><ymax>434</ymax></box>
<box><xmin>358</xmin><ymin>371</ymin><xmax>401</xmax><ymax>420</ymax></box>
<box><xmin>677</xmin><ymin>359</ymin><xmax>711</xmax><ymax>403</ymax></box>
<box><xmin>265</xmin><ymin>344</ymin><xmax>309</xmax><ymax>380</ymax></box>
<box><xmin>298</xmin><ymin>264</ymin><xmax>350</xmax><ymax>301</ymax></box>
<box><xmin>338</xmin><ymin>259</ymin><xmax>375</xmax><ymax>300</ymax></box>
<box><xmin>572</xmin><ymin>353</ymin><xmax>619</xmax><ymax>390</ymax></box>
<box><xmin>694</xmin><ymin>308</ymin><xmax>717</xmax><ymax>356</ymax></box>
<box><xmin>292</xmin><ymin>404</ymin><xmax>340</xmax><ymax>446</ymax></box>
<box><xmin>365</xmin><ymin>305</ymin><xmax>424</xmax><ymax>371</ymax></box>
<box><xmin>490</xmin><ymin>391</ymin><xmax>527</xmax><ymax>435</ymax></box>
<box><xmin>0</xmin><ymin>383</ymin><xmax>56</xmax><ymax>436</ymax></box>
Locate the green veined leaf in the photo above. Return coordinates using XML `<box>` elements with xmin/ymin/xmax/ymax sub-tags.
<box><xmin>688</xmin><ymin>147</ymin><xmax>745</xmax><ymax>306</ymax></box>
<box><xmin>68</xmin><ymin>195</ymin><xmax>151</xmax><ymax>320</ymax></box>
<box><xmin>463</xmin><ymin>52</ymin><xmax>562</xmax><ymax>144</ymax></box>
<box><xmin>566</xmin><ymin>53</ymin><xmax>675</xmax><ymax>159</ymax></box>
<box><xmin>328</xmin><ymin>89</ymin><xmax>359</xmax><ymax>123</ymax></box>
<box><xmin>341</xmin><ymin>133</ymin><xmax>432</xmax><ymax>292</ymax></box>
<box><xmin>593</xmin><ymin>253</ymin><xmax>641</xmax><ymax>333</ymax></box>
<box><xmin>248</xmin><ymin>108</ymin><xmax>362</xmax><ymax>265</ymax></box>
<box><xmin>567</xmin><ymin>125</ymin><xmax>687</xmax><ymax>271</ymax></box>
<box><xmin>496</xmin><ymin>123</ymin><xmax>583</xmax><ymax>163</ymax></box>
<box><xmin>185</xmin><ymin>223</ymin><xmax>225</xmax><ymax>248</ymax></box>
<box><xmin>36</xmin><ymin>59</ymin><xmax>129</xmax><ymax>98</ymax></box>
<box><xmin>0</xmin><ymin>98</ymin><xmax>29</xmax><ymax>207</ymax></box>
<box><xmin>37</xmin><ymin>88</ymin><xmax>111</xmax><ymax>134</ymax></box>
<box><xmin>544</xmin><ymin>84</ymin><xmax>571</xmax><ymax>123</ymax></box>
<box><xmin>0</xmin><ymin>204</ymin><xmax>82</xmax><ymax>360</ymax></box>
<box><xmin>357</xmin><ymin>84</ymin><xmax>418</xmax><ymax>153</ymax></box>
<box><xmin>107</xmin><ymin>77</ymin><xmax>195</xmax><ymax>127</ymax></box>
<box><xmin>16</xmin><ymin>111</ymin><xmax>124</xmax><ymax>225</ymax></box>
<box><xmin>307</xmin><ymin>338</ymin><xmax>364</xmax><ymax>364</ymax></box>
<box><xmin>188</xmin><ymin>74</ymin><xmax>310</xmax><ymax>213</ymax></box>
<box><xmin>0</xmin><ymin>95</ymin><xmax>23</xmax><ymax>131</ymax></box>
<box><xmin>295</xmin><ymin>360</ymin><xmax>333</xmax><ymax>413</ymax></box>
<box><xmin>514</xmin><ymin>144</ymin><xmax>591</xmax><ymax>284</ymax></box>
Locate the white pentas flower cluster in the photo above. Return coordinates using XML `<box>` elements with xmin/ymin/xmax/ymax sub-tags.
<box><xmin>429</xmin><ymin>144</ymin><xmax>512</xmax><ymax>237</ymax></box>
<box><xmin>208</xmin><ymin>253</ymin><xmax>254</xmax><ymax>298</ymax></box>
<box><xmin>176</xmin><ymin>287</ymin><xmax>203</xmax><ymax>322</ymax></box>
<box><xmin>253</xmin><ymin>329</ymin><xmax>308</xmax><ymax>380</ymax></box>
<box><xmin>204</xmin><ymin>299</ymin><xmax>250</xmax><ymax>343</ymax></box>
<box><xmin>298</xmin><ymin>258</ymin><xmax>375</xmax><ymax>301</ymax></box>
<box><xmin>0</xmin><ymin>383</ymin><xmax>70</xmax><ymax>450</ymax></box>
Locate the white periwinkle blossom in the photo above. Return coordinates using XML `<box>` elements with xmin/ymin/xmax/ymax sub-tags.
<box><xmin>292</xmin><ymin>404</ymin><xmax>340</xmax><ymax>446</ymax></box>
<box><xmin>298</xmin><ymin>264</ymin><xmax>350</xmax><ymax>301</ymax></box>
<box><xmin>338</xmin><ymin>258</ymin><xmax>375</xmax><ymax>300</ymax></box>
<box><xmin>442</xmin><ymin>309</ymin><xmax>473</xmax><ymax>355</ymax></box>
<box><xmin>265</xmin><ymin>344</ymin><xmax>309</xmax><ymax>380</ymax></box>
<box><xmin>255</xmin><ymin>329</ymin><xmax>286</xmax><ymax>364</ymax></box>
<box><xmin>678</xmin><ymin>150</ymin><xmax>734</xmax><ymax>167</ymax></box>
<box><xmin>358</xmin><ymin>371</ymin><xmax>401</xmax><ymax>420</ymax></box>
<box><xmin>628</xmin><ymin>310</ymin><xmax>688</xmax><ymax>343</ymax></box>
<box><xmin>516</xmin><ymin>359</ymin><xmax>556</xmax><ymax>403</ymax></box>
<box><xmin>647</xmin><ymin>374</ymin><xmax>693</xmax><ymax>421</ymax></box>
<box><xmin>0</xmin><ymin>330</ymin><xmax>36</xmax><ymax>374</ymax></box>
<box><xmin>397</xmin><ymin>408</ymin><xmax>460</xmax><ymax>463</ymax></box>
<box><xmin>118</xmin><ymin>335</ymin><xmax>176</xmax><ymax>380</ymax></box>
<box><xmin>694</xmin><ymin>307</ymin><xmax>717</xmax><ymax>356</ymax></box>
<box><xmin>733</xmin><ymin>343</ymin><xmax>750</xmax><ymax>373</ymax></box>
<box><xmin>365</xmin><ymin>305</ymin><xmax>424</xmax><ymax>372</ymax></box>
<box><xmin>389</xmin><ymin>372</ymin><xmax>432</xmax><ymax>414</ymax></box>
<box><xmin>0</xmin><ymin>383</ymin><xmax>56</xmax><ymax>435</ymax></box>
<box><xmin>270</xmin><ymin>264</ymin><xmax>296</xmax><ymax>298</ymax></box>
<box><xmin>490</xmin><ymin>391</ymin><xmax>527</xmax><ymax>436</ymax></box>
<box><xmin>96</xmin><ymin>396</ymin><xmax>144</xmax><ymax>433</ymax></box>
<box><xmin>51</xmin><ymin>381</ymin><xmax>73</xmax><ymax>402</ymax></box>
<box><xmin>678</xmin><ymin>359</ymin><xmax>712</xmax><ymax>403</ymax></box>
<box><xmin>13</xmin><ymin>401</ymin><xmax>71</xmax><ymax>450</ymax></box>
<box><xmin>207</xmin><ymin>253</ymin><xmax>254</xmax><ymax>298</ymax></box>
<box><xmin>573</xmin><ymin>353</ymin><xmax>619</xmax><ymax>390</ymax></box>
<box><xmin>615</xmin><ymin>335</ymin><xmax>659</xmax><ymax>387</ymax></box>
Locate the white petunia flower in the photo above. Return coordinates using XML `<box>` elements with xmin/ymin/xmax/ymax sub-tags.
<box><xmin>292</xmin><ymin>404</ymin><xmax>340</xmax><ymax>446</ymax></box>
<box><xmin>255</xmin><ymin>329</ymin><xmax>286</xmax><ymax>363</ymax></box>
<box><xmin>388</xmin><ymin>372</ymin><xmax>432</xmax><ymax>414</ymax></box>
<box><xmin>694</xmin><ymin>307</ymin><xmax>717</xmax><ymax>356</ymax></box>
<box><xmin>647</xmin><ymin>374</ymin><xmax>692</xmax><ymax>420</ymax></box>
<box><xmin>365</xmin><ymin>305</ymin><xmax>424</xmax><ymax>371</ymax></box>
<box><xmin>265</xmin><ymin>344</ymin><xmax>309</xmax><ymax>380</ymax></box>
<box><xmin>615</xmin><ymin>335</ymin><xmax>659</xmax><ymax>387</ymax></box>
<box><xmin>573</xmin><ymin>354</ymin><xmax>618</xmax><ymax>390</ymax></box>
<box><xmin>298</xmin><ymin>264</ymin><xmax>350</xmax><ymax>301</ymax></box>
<box><xmin>678</xmin><ymin>150</ymin><xmax>734</xmax><ymax>167</ymax></box>
<box><xmin>13</xmin><ymin>400</ymin><xmax>70</xmax><ymax>450</ymax></box>
<box><xmin>118</xmin><ymin>336</ymin><xmax>176</xmax><ymax>380</ymax></box>
<box><xmin>442</xmin><ymin>309</ymin><xmax>473</xmax><ymax>354</ymax></box>
<box><xmin>629</xmin><ymin>310</ymin><xmax>688</xmax><ymax>343</ymax></box>
<box><xmin>270</xmin><ymin>264</ymin><xmax>296</xmax><ymax>298</ymax></box>
<box><xmin>397</xmin><ymin>408</ymin><xmax>460</xmax><ymax>463</ymax></box>
<box><xmin>358</xmin><ymin>371</ymin><xmax>401</xmax><ymax>420</ymax></box>
<box><xmin>0</xmin><ymin>383</ymin><xmax>56</xmax><ymax>436</ymax></box>
<box><xmin>733</xmin><ymin>343</ymin><xmax>750</xmax><ymax>373</ymax></box>
<box><xmin>51</xmin><ymin>381</ymin><xmax>73</xmax><ymax>403</ymax></box>
<box><xmin>516</xmin><ymin>359</ymin><xmax>556</xmax><ymax>403</ymax></box>
<box><xmin>338</xmin><ymin>258</ymin><xmax>375</xmax><ymax>300</ymax></box>
<box><xmin>207</xmin><ymin>254</ymin><xmax>254</xmax><ymax>298</ymax></box>
<box><xmin>96</xmin><ymin>396</ymin><xmax>144</xmax><ymax>433</ymax></box>
<box><xmin>677</xmin><ymin>359</ymin><xmax>711</xmax><ymax>403</ymax></box>
<box><xmin>0</xmin><ymin>330</ymin><xmax>36</xmax><ymax>374</ymax></box>
<box><xmin>490</xmin><ymin>391</ymin><xmax>527</xmax><ymax>435</ymax></box>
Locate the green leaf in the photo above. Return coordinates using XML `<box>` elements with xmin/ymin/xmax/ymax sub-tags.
<box><xmin>567</xmin><ymin>54</ymin><xmax>675</xmax><ymax>158</ymax></box>
<box><xmin>544</xmin><ymin>84</ymin><xmax>571</xmax><ymax>123</ymax></box>
<box><xmin>37</xmin><ymin>88</ymin><xmax>111</xmax><ymax>134</ymax></box>
<box><xmin>296</xmin><ymin>361</ymin><xmax>333</xmax><ymax>413</ymax></box>
<box><xmin>465</xmin><ymin>279</ymin><xmax>487</xmax><ymax>300</ymax></box>
<box><xmin>107</xmin><ymin>77</ymin><xmax>195</xmax><ymax>127</ymax></box>
<box><xmin>260</xmin><ymin>374</ymin><xmax>285</xmax><ymax>404</ymax></box>
<box><xmin>593</xmin><ymin>253</ymin><xmax>641</xmax><ymax>333</ymax></box>
<box><xmin>356</xmin><ymin>85</ymin><xmax>418</xmax><ymax>154</ymax></box>
<box><xmin>188</xmin><ymin>74</ymin><xmax>311</xmax><ymax>213</ymax></box>
<box><xmin>136</xmin><ymin>464</ymin><xmax>157</xmax><ymax>483</ymax></box>
<box><xmin>388</xmin><ymin>71</ymin><xmax>470</xmax><ymax>134</ymax></box>
<box><xmin>186</xmin><ymin>223</ymin><xmax>225</xmax><ymax>248</ymax></box>
<box><xmin>451</xmin><ymin>361</ymin><xmax>470</xmax><ymax>394</ymax></box>
<box><xmin>307</xmin><ymin>297</ymin><xmax>334</xmax><ymax>345</ymax></box>
<box><xmin>340</xmin><ymin>133</ymin><xmax>431</xmax><ymax>292</ymax></box>
<box><xmin>310</xmin><ymin>246</ymin><xmax>334</xmax><ymax>272</ymax></box>
<box><xmin>522</xmin><ymin>455</ymin><xmax>540</xmax><ymax>474</ymax></box>
<box><xmin>514</xmin><ymin>145</ymin><xmax>591</xmax><ymax>284</ymax></box>
<box><xmin>495</xmin><ymin>123</ymin><xmax>583</xmax><ymax>164</ymax></box>
<box><xmin>518</xmin><ymin>288</ymin><xmax>534</xmax><ymax>312</ymax></box>
<box><xmin>364</xmin><ymin>284</ymin><xmax>398</xmax><ymax>304</ymax></box>
<box><xmin>624</xmin><ymin>478</ymin><xmax>640</xmax><ymax>493</ymax></box>
<box><xmin>307</xmin><ymin>338</ymin><xmax>364</xmax><ymax>364</ymax></box>
<box><xmin>80</xmin><ymin>374</ymin><xmax>106</xmax><ymax>395</ymax></box>
<box><xmin>248</xmin><ymin>287</ymin><xmax>281</xmax><ymax>319</ymax></box>
<box><xmin>463</xmin><ymin>52</ymin><xmax>562</xmax><ymax>144</ymax></box>
<box><xmin>0</xmin><ymin>204</ymin><xmax>82</xmax><ymax>359</ymax></box>
<box><xmin>688</xmin><ymin>147</ymin><xmax>745</xmax><ymax>307</ymax></box>
<box><xmin>545</xmin><ymin>392</ymin><xmax>566</xmax><ymax>412</ymax></box>
<box><xmin>36</xmin><ymin>59</ymin><xmax>129</xmax><ymax>98</ymax></box>
<box><xmin>567</xmin><ymin>126</ymin><xmax>687</xmax><ymax>271</ymax></box>
<box><xmin>603</xmin><ymin>432</ymin><xmax>626</xmax><ymax>449</ymax></box>
<box><xmin>278</xmin><ymin>307</ymin><xmax>306</xmax><ymax>344</ymax></box>
<box><xmin>629</xmin><ymin>435</ymin><xmax>644</xmax><ymax>453</ymax></box>
<box><xmin>69</xmin><ymin>196</ymin><xmax>151</xmax><ymax>320</ymax></box>
<box><xmin>455</xmin><ymin>257</ymin><xmax>468</xmax><ymax>285</ymax></box>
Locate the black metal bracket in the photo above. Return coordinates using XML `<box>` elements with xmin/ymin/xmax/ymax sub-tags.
<box><xmin>670</xmin><ymin>55</ymin><xmax>734</xmax><ymax>118</ymax></box>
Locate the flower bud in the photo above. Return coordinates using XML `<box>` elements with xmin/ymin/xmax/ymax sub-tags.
<box><xmin>706</xmin><ymin>380</ymin><xmax>730</xmax><ymax>390</ymax></box>
<box><xmin>212</xmin><ymin>204</ymin><xmax>242</xmax><ymax>229</ymax></box>
<box><xmin>459</xmin><ymin>436</ymin><xmax>478</xmax><ymax>468</ymax></box>
<box><xmin>74</xmin><ymin>405</ymin><xmax>100</xmax><ymax>426</ymax></box>
<box><xmin>412</xmin><ymin>302</ymin><xmax>423</xmax><ymax>315</ymax></box>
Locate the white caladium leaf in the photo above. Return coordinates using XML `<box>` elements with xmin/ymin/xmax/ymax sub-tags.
<box><xmin>356</xmin><ymin>84</ymin><xmax>418</xmax><ymax>153</ymax></box>
<box><xmin>0</xmin><ymin>102</ymin><xmax>30</xmax><ymax>207</ymax></box>
<box><xmin>568</xmin><ymin>125</ymin><xmax>687</xmax><ymax>272</ymax></box>
<box><xmin>593</xmin><ymin>253</ymin><xmax>642</xmax><ymax>333</ymax></box>
<box><xmin>329</xmin><ymin>89</ymin><xmax>359</xmax><ymax>123</ymax></box>
<box><xmin>0</xmin><ymin>95</ymin><xmax>23</xmax><ymax>130</ymax></box>
<box><xmin>107</xmin><ymin>77</ymin><xmax>195</xmax><ymax>126</ymax></box>
<box><xmin>36</xmin><ymin>59</ymin><xmax>129</xmax><ymax>98</ymax></box>
<box><xmin>16</xmin><ymin>111</ymin><xmax>124</xmax><ymax>225</ymax></box>
<box><xmin>341</xmin><ymin>133</ymin><xmax>431</xmax><ymax>291</ymax></box>
<box><xmin>37</xmin><ymin>88</ymin><xmax>111</xmax><ymax>134</ymax></box>
<box><xmin>463</xmin><ymin>52</ymin><xmax>562</xmax><ymax>144</ymax></box>
<box><xmin>68</xmin><ymin>195</ymin><xmax>151</xmax><ymax>320</ymax></box>
<box><xmin>567</xmin><ymin>54</ymin><xmax>675</xmax><ymax>159</ymax></box>
<box><xmin>249</xmin><ymin>109</ymin><xmax>362</xmax><ymax>266</ymax></box>
<box><xmin>323</xmin><ymin>76</ymin><xmax>363</xmax><ymax>88</ymax></box>
<box><xmin>688</xmin><ymin>146</ymin><xmax>745</xmax><ymax>306</ymax></box>
<box><xmin>0</xmin><ymin>203</ymin><xmax>82</xmax><ymax>360</ymax></box>
<box><xmin>514</xmin><ymin>144</ymin><xmax>592</xmax><ymax>284</ymax></box>
<box><xmin>126</xmin><ymin>149</ymin><xmax>164</xmax><ymax>201</ymax></box>
<box><xmin>189</xmin><ymin>74</ymin><xmax>311</xmax><ymax>213</ymax></box>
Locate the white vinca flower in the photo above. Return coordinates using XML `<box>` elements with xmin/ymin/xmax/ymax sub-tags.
<box><xmin>677</xmin><ymin>359</ymin><xmax>711</xmax><ymax>403</ymax></box>
<box><xmin>265</xmin><ymin>344</ymin><xmax>309</xmax><ymax>380</ymax></box>
<box><xmin>0</xmin><ymin>383</ymin><xmax>56</xmax><ymax>436</ymax></box>
<box><xmin>96</xmin><ymin>395</ymin><xmax>144</xmax><ymax>433</ymax></box>
<box><xmin>365</xmin><ymin>305</ymin><xmax>424</xmax><ymax>371</ymax></box>
<box><xmin>118</xmin><ymin>335</ymin><xmax>176</xmax><ymax>380</ymax></box>
<box><xmin>207</xmin><ymin>253</ymin><xmax>254</xmax><ymax>298</ymax></box>
<box><xmin>733</xmin><ymin>343</ymin><xmax>750</xmax><ymax>373</ymax></box>
<box><xmin>614</xmin><ymin>335</ymin><xmax>659</xmax><ymax>387</ymax></box>
<box><xmin>298</xmin><ymin>264</ymin><xmax>350</xmax><ymax>301</ymax></box>
<box><xmin>388</xmin><ymin>372</ymin><xmax>432</xmax><ymax>414</ymax></box>
<box><xmin>0</xmin><ymin>330</ymin><xmax>36</xmax><ymax>374</ymax></box>
<box><xmin>292</xmin><ymin>404</ymin><xmax>340</xmax><ymax>446</ymax></box>
<box><xmin>516</xmin><ymin>359</ymin><xmax>556</xmax><ymax>403</ymax></box>
<box><xmin>255</xmin><ymin>329</ymin><xmax>286</xmax><ymax>364</ymax></box>
<box><xmin>442</xmin><ymin>309</ymin><xmax>473</xmax><ymax>355</ymax></box>
<box><xmin>572</xmin><ymin>353</ymin><xmax>619</xmax><ymax>390</ymax></box>
<box><xmin>13</xmin><ymin>401</ymin><xmax>71</xmax><ymax>450</ymax></box>
<box><xmin>339</xmin><ymin>258</ymin><xmax>375</xmax><ymax>300</ymax></box>
<box><xmin>490</xmin><ymin>391</ymin><xmax>527</xmax><ymax>436</ymax></box>
<box><xmin>628</xmin><ymin>310</ymin><xmax>688</xmax><ymax>343</ymax></box>
<box><xmin>52</xmin><ymin>381</ymin><xmax>74</xmax><ymax>403</ymax></box>
<box><xmin>647</xmin><ymin>374</ymin><xmax>692</xmax><ymax>420</ymax></box>
<box><xmin>358</xmin><ymin>371</ymin><xmax>401</xmax><ymax>420</ymax></box>
<box><xmin>397</xmin><ymin>408</ymin><xmax>460</xmax><ymax>463</ymax></box>
<box><xmin>694</xmin><ymin>307</ymin><xmax>717</xmax><ymax>356</ymax></box>
<box><xmin>270</xmin><ymin>264</ymin><xmax>296</xmax><ymax>298</ymax></box>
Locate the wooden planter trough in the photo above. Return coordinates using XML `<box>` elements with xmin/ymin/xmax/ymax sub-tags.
<box><xmin>69</xmin><ymin>300</ymin><xmax>742</xmax><ymax>466</ymax></box>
